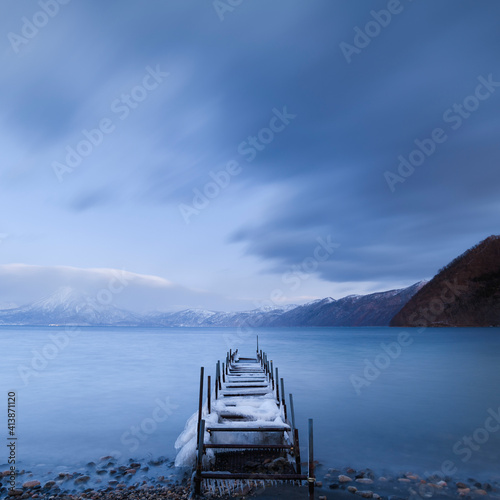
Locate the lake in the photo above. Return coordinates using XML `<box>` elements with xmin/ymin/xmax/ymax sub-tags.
<box><xmin>1</xmin><ymin>326</ymin><xmax>499</xmax><ymax>482</ymax></box>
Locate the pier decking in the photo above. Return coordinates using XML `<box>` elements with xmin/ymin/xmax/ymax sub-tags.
<box><xmin>191</xmin><ymin>340</ymin><xmax>315</xmax><ymax>498</ymax></box>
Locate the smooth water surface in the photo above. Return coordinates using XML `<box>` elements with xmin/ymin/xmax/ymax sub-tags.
<box><xmin>1</xmin><ymin>326</ymin><xmax>499</xmax><ymax>480</ymax></box>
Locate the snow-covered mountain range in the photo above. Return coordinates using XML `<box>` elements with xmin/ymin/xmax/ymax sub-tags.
<box><xmin>0</xmin><ymin>282</ymin><xmax>426</xmax><ymax>327</ymax></box>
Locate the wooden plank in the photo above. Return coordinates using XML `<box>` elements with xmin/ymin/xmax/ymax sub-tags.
<box><xmin>200</xmin><ymin>472</ymin><xmax>307</xmax><ymax>480</ymax></box>
<box><xmin>207</xmin><ymin>426</ymin><xmax>290</xmax><ymax>432</ymax></box>
<box><xmin>204</xmin><ymin>444</ymin><xmax>293</xmax><ymax>449</ymax></box>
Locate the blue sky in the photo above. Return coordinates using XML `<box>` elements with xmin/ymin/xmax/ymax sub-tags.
<box><xmin>1</xmin><ymin>0</ymin><xmax>499</xmax><ymax>312</ymax></box>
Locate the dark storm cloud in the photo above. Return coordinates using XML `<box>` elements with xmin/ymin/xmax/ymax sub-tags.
<box><xmin>3</xmin><ymin>0</ymin><xmax>500</xmax><ymax>290</ymax></box>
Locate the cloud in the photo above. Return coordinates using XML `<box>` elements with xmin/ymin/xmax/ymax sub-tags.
<box><xmin>0</xmin><ymin>264</ymin><xmax>247</xmax><ymax>312</ymax></box>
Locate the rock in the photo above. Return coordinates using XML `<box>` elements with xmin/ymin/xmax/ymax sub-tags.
<box><xmin>96</xmin><ymin>469</ymin><xmax>107</xmax><ymax>475</ymax></box>
<box><xmin>125</xmin><ymin>469</ymin><xmax>136</xmax><ymax>475</ymax></box>
<box><xmin>233</xmin><ymin>484</ymin><xmax>251</xmax><ymax>496</ymax></box>
<box><xmin>457</xmin><ymin>482</ymin><xmax>469</xmax><ymax>489</ymax></box>
<box><xmin>458</xmin><ymin>488</ymin><xmax>471</xmax><ymax>496</ymax></box>
<box><xmin>319</xmin><ymin>496</ymin><xmax>327</xmax><ymax>500</ymax></box>
<box><xmin>436</xmin><ymin>480</ymin><xmax>447</xmax><ymax>487</ymax></box>
<box><xmin>398</xmin><ymin>478</ymin><xmax>411</xmax><ymax>483</ymax></box>
<box><xmin>356</xmin><ymin>478</ymin><xmax>374</xmax><ymax>484</ymax></box>
<box><xmin>347</xmin><ymin>486</ymin><xmax>358</xmax><ymax>493</ymax></box>
<box><xmin>108</xmin><ymin>480</ymin><xmax>118</xmax><ymax>486</ymax></box>
<box><xmin>129</xmin><ymin>463</ymin><xmax>141</xmax><ymax>469</ymax></box>
<box><xmin>406</xmin><ymin>474</ymin><xmax>419</xmax><ymax>480</ymax></box>
<box><xmin>22</xmin><ymin>480</ymin><xmax>40</xmax><ymax>488</ymax></box>
<box><xmin>378</xmin><ymin>477</ymin><xmax>388</xmax><ymax>482</ymax></box>
<box><xmin>43</xmin><ymin>481</ymin><xmax>55</xmax><ymax>489</ymax></box>
<box><xmin>316</xmin><ymin>481</ymin><xmax>323</xmax><ymax>487</ymax></box>
<box><xmin>483</xmin><ymin>483</ymin><xmax>492</xmax><ymax>491</ymax></box>
<box><xmin>373</xmin><ymin>495</ymin><xmax>381</xmax><ymax>500</ymax></box>
<box><xmin>329</xmin><ymin>483</ymin><xmax>340</xmax><ymax>489</ymax></box>
<box><xmin>346</xmin><ymin>468</ymin><xmax>356</xmax><ymax>474</ymax></box>
<box><xmin>8</xmin><ymin>490</ymin><xmax>23</xmax><ymax>497</ymax></box>
<box><xmin>99</xmin><ymin>456</ymin><xmax>114</xmax><ymax>461</ymax></box>
<box><xmin>339</xmin><ymin>475</ymin><xmax>353</xmax><ymax>483</ymax></box>
<box><xmin>356</xmin><ymin>490</ymin><xmax>373</xmax><ymax>498</ymax></box>
<box><xmin>74</xmin><ymin>475</ymin><xmax>90</xmax><ymax>484</ymax></box>
<box><xmin>474</xmin><ymin>490</ymin><xmax>488</xmax><ymax>496</ymax></box>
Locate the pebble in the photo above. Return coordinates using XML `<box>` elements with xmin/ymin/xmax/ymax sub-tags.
<box><xmin>348</xmin><ymin>486</ymin><xmax>358</xmax><ymax>493</ymax></box>
<box><xmin>398</xmin><ymin>478</ymin><xmax>411</xmax><ymax>483</ymax></box>
<box><xmin>22</xmin><ymin>480</ymin><xmax>40</xmax><ymax>488</ymax></box>
<box><xmin>319</xmin><ymin>496</ymin><xmax>327</xmax><ymax>500</ymax></box>
<box><xmin>356</xmin><ymin>478</ymin><xmax>374</xmax><ymax>484</ymax></box>
<box><xmin>458</xmin><ymin>487</ymin><xmax>471</xmax><ymax>496</ymax></box>
<box><xmin>74</xmin><ymin>475</ymin><xmax>90</xmax><ymax>484</ymax></box>
<box><xmin>457</xmin><ymin>481</ymin><xmax>469</xmax><ymax>489</ymax></box>
<box><xmin>474</xmin><ymin>489</ymin><xmax>488</xmax><ymax>495</ymax></box>
<box><xmin>339</xmin><ymin>474</ymin><xmax>354</xmax><ymax>483</ymax></box>
<box><xmin>356</xmin><ymin>490</ymin><xmax>374</xmax><ymax>498</ymax></box>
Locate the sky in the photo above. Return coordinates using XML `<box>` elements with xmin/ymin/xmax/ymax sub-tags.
<box><xmin>1</xmin><ymin>0</ymin><xmax>499</xmax><ymax>312</ymax></box>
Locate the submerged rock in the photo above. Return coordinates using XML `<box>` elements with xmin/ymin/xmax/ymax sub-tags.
<box><xmin>339</xmin><ymin>475</ymin><xmax>353</xmax><ymax>483</ymax></box>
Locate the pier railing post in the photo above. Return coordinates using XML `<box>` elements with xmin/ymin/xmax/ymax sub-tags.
<box><xmin>308</xmin><ymin>418</ymin><xmax>315</xmax><ymax>500</ymax></box>
<box><xmin>197</xmin><ymin>367</ymin><xmax>204</xmax><ymax>453</ymax></box>
<box><xmin>222</xmin><ymin>362</ymin><xmax>225</xmax><ymax>383</ymax></box>
<box><xmin>215</xmin><ymin>362</ymin><xmax>219</xmax><ymax>400</ymax></box>
<box><xmin>270</xmin><ymin>361</ymin><xmax>274</xmax><ymax>389</ymax></box>
<box><xmin>280</xmin><ymin>378</ymin><xmax>287</xmax><ymax>421</ymax></box>
<box><xmin>275</xmin><ymin>367</ymin><xmax>280</xmax><ymax>403</ymax></box>
<box><xmin>294</xmin><ymin>428</ymin><xmax>302</xmax><ymax>475</ymax></box>
<box><xmin>207</xmin><ymin>375</ymin><xmax>211</xmax><ymax>414</ymax></box>
<box><xmin>289</xmin><ymin>393</ymin><xmax>296</xmax><ymax>431</ymax></box>
<box><xmin>195</xmin><ymin>418</ymin><xmax>205</xmax><ymax>495</ymax></box>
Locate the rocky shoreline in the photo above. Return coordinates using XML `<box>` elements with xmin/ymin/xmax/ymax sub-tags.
<box><xmin>2</xmin><ymin>458</ymin><xmax>500</xmax><ymax>500</ymax></box>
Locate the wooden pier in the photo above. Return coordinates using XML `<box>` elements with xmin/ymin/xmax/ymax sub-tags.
<box><xmin>192</xmin><ymin>338</ymin><xmax>315</xmax><ymax>498</ymax></box>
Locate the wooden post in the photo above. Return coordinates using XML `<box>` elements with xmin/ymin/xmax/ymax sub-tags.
<box><xmin>256</xmin><ymin>335</ymin><xmax>259</xmax><ymax>353</ymax></box>
<box><xmin>270</xmin><ymin>361</ymin><xmax>274</xmax><ymax>389</ymax></box>
<box><xmin>289</xmin><ymin>393</ymin><xmax>296</xmax><ymax>431</ymax></box>
<box><xmin>275</xmin><ymin>367</ymin><xmax>280</xmax><ymax>403</ymax></box>
<box><xmin>308</xmin><ymin>418</ymin><xmax>315</xmax><ymax>500</ymax></box>
<box><xmin>280</xmin><ymin>378</ymin><xmax>287</xmax><ymax>420</ymax></box>
<box><xmin>195</xmin><ymin>418</ymin><xmax>205</xmax><ymax>495</ymax></box>
<box><xmin>294</xmin><ymin>428</ymin><xmax>302</xmax><ymax>475</ymax></box>
<box><xmin>222</xmin><ymin>362</ymin><xmax>225</xmax><ymax>383</ymax></box>
<box><xmin>196</xmin><ymin>367</ymin><xmax>204</xmax><ymax>449</ymax></box>
<box><xmin>215</xmin><ymin>362</ymin><xmax>219</xmax><ymax>400</ymax></box>
<box><xmin>217</xmin><ymin>361</ymin><xmax>222</xmax><ymax>390</ymax></box>
<box><xmin>207</xmin><ymin>375</ymin><xmax>211</xmax><ymax>414</ymax></box>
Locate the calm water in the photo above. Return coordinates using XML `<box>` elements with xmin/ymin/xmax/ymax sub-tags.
<box><xmin>1</xmin><ymin>326</ymin><xmax>499</xmax><ymax>480</ymax></box>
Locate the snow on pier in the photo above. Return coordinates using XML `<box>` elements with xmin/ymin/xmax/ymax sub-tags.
<box><xmin>175</xmin><ymin>338</ymin><xmax>315</xmax><ymax>498</ymax></box>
